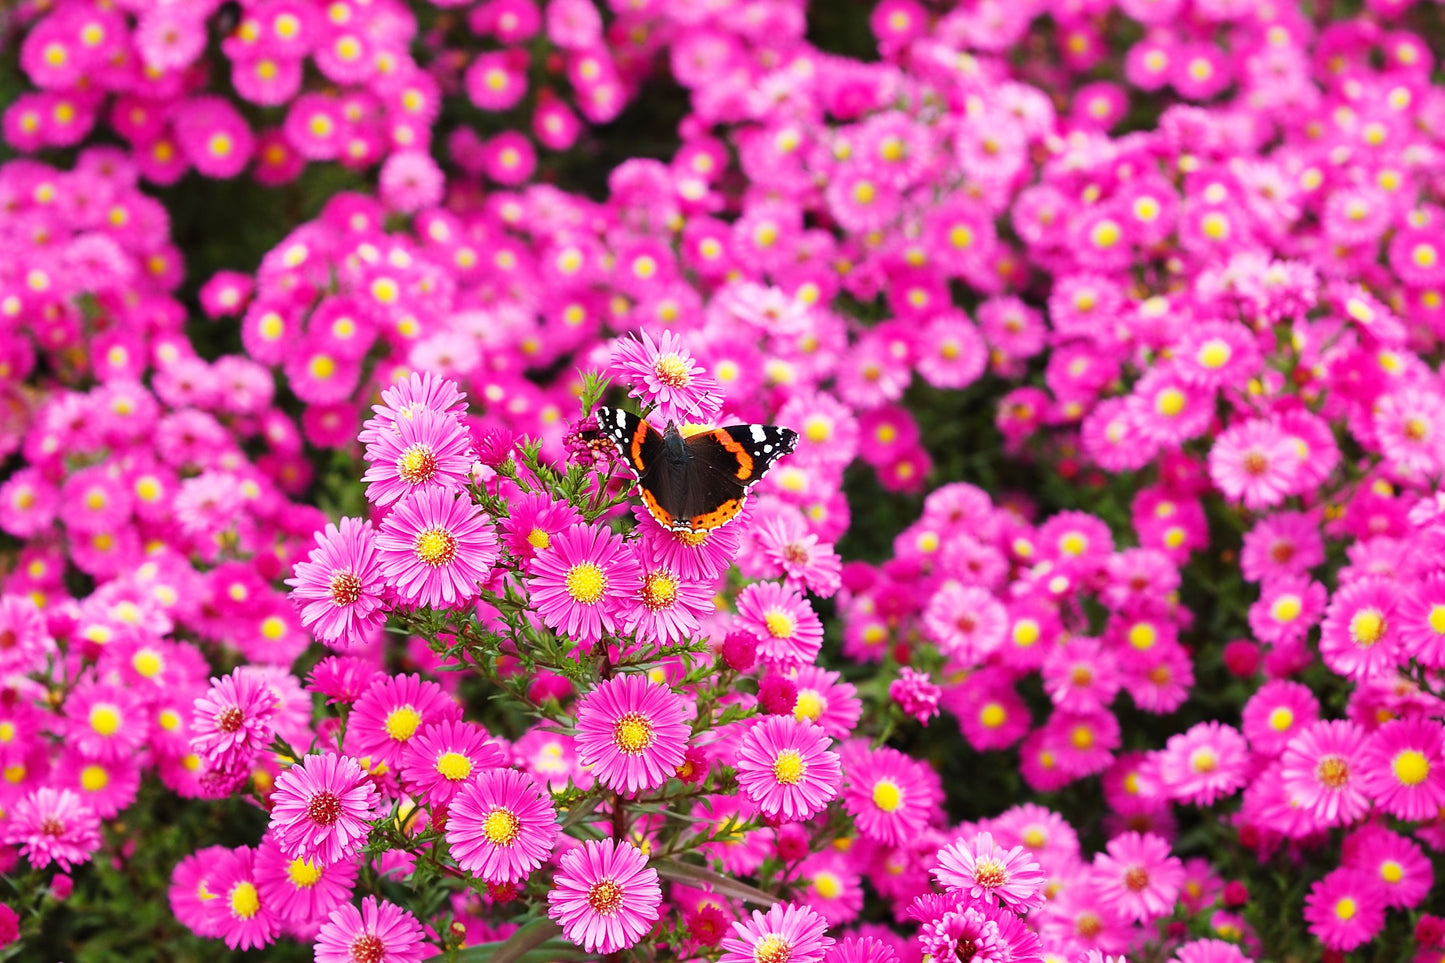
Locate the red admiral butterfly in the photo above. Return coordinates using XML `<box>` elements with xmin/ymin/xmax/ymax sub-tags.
<box><xmin>596</xmin><ymin>407</ymin><xmax>798</xmax><ymax>533</ymax></box>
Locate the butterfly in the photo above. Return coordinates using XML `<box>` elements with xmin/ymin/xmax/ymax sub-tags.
<box><xmin>595</xmin><ymin>407</ymin><xmax>798</xmax><ymax>533</ymax></box>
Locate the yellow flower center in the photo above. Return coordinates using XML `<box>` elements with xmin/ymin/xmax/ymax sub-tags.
<box><xmin>654</xmin><ymin>355</ymin><xmax>691</xmax><ymax>386</ymax></box>
<box><xmin>413</xmin><ymin>528</ymin><xmax>457</xmax><ymax>566</ymax></box>
<box><xmin>612</xmin><ymin>712</ymin><xmax>654</xmax><ymax>754</ymax></box>
<box><xmin>80</xmin><ymin>765</ymin><xmax>109</xmax><ymax>791</ymax></box>
<box><xmin>565</xmin><ymin>562</ymin><xmax>606</xmax><ymax>604</ymax></box>
<box><xmin>483</xmin><ymin>807</ymin><xmax>521</xmax><ymax>845</ymax></box>
<box><xmin>872</xmin><ymin>779</ymin><xmax>902</xmax><ymax>812</ymax></box>
<box><xmin>980</xmin><ymin>703</ymin><xmax>1006</xmax><ymax>728</ymax></box>
<box><xmin>90</xmin><ymin>705</ymin><xmax>121</xmax><ymax>736</ymax></box>
<box><xmin>1334</xmin><ymin>897</ymin><xmax>1356</xmax><ymax>921</ymax></box>
<box><xmin>436</xmin><ymin>751</ymin><xmax>473</xmax><ymax>781</ymax></box>
<box><xmin>397</xmin><ymin>445</ymin><xmax>439</xmax><ymax>484</ymax></box>
<box><xmin>793</xmin><ymin>690</ymin><xmax>823</xmax><ymax>723</ymax></box>
<box><xmin>527</xmin><ymin>528</ymin><xmax>550</xmax><ymax>551</ymax></box>
<box><xmin>384</xmin><ymin>706</ymin><xmax>422</xmax><ymax>741</ymax></box>
<box><xmin>764</xmin><ymin>610</ymin><xmax>796</xmax><ymax>639</ymax></box>
<box><xmin>1156</xmin><ymin>388</ymin><xmax>1186</xmax><ymax>417</ymax></box>
<box><xmin>1394</xmin><ymin>749</ymin><xmax>1429</xmax><ymax>786</ymax></box>
<box><xmin>641</xmin><ymin>572</ymin><xmax>678</xmax><ymax>610</ymax></box>
<box><xmin>755</xmin><ymin>935</ymin><xmax>792</xmax><ymax>963</ymax></box>
<box><xmin>1350</xmin><ymin>609</ymin><xmax>1386</xmax><ymax>646</ymax></box>
<box><xmin>230</xmin><ymin>881</ymin><xmax>260</xmax><ymax>919</ymax></box>
<box><xmin>288</xmin><ymin>858</ymin><xmax>323</xmax><ymax>887</ymax></box>
<box><xmin>1268</xmin><ymin>707</ymin><xmax>1294</xmax><ymax>732</ymax></box>
<box><xmin>772</xmin><ymin>750</ymin><xmax>805</xmax><ymax>785</ymax></box>
<box><xmin>1272</xmin><ymin>595</ymin><xmax>1302</xmax><ymax>622</ymax></box>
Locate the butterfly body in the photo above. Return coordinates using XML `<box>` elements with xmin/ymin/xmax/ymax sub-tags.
<box><xmin>596</xmin><ymin>407</ymin><xmax>798</xmax><ymax>533</ymax></box>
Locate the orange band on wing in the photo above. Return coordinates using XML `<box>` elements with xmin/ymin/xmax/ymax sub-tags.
<box><xmin>639</xmin><ymin>486</ymin><xmax>677</xmax><ymax>529</ymax></box>
<box><xmin>709</xmin><ymin>430</ymin><xmax>755</xmax><ymax>480</ymax></box>
<box><xmin>629</xmin><ymin>418</ymin><xmax>651</xmax><ymax>471</ymax></box>
<box><xmin>686</xmin><ymin>498</ymin><xmax>742</xmax><ymax>532</ymax></box>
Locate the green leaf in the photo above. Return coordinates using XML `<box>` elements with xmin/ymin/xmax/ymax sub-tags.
<box><xmin>451</xmin><ymin>919</ymin><xmax>597</xmax><ymax>963</ymax></box>
<box><xmin>652</xmin><ymin>858</ymin><xmax>779</xmax><ymax>907</ymax></box>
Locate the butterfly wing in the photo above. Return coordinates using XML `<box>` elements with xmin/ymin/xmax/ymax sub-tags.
<box><xmin>595</xmin><ymin>407</ymin><xmax>690</xmax><ymax>530</ymax></box>
<box><xmin>676</xmin><ymin>424</ymin><xmax>799</xmax><ymax>532</ymax></box>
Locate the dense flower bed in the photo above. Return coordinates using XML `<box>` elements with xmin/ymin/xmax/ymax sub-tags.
<box><xmin>2</xmin><ymin>0</ymin><xmax>1445</xmax><ymax>960</ymax></box>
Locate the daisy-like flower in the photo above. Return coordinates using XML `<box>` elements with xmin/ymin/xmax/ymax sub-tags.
<box><xmin>734</xmin><ymin>582</ymin><xmax>825</xmax><ymax>668</ymax></box>
<box><xmin>286</xmin><ymin>516</ymin><xmax>388</xmax><ymax>649</ymax></box>
<box><xmin>720</xmin><ymin>902</ymin><xmax>834</xmax><ymax>963</ymax></box>
<box><xmin>529</xmin><ymin>523</ymin><xmax>643</xmax><ymax>647</ymax></box>
<box><xmin>254</xmin><ymin>832</ymin><xmax>357</xmax><ymax>926</ymax></box>
<box><xmin>64</xmin><ymin>680</ymin><xmax>148</xmax><ymax>765</ymax></box>
<box><xmin>375</xmin><ymin>487</ymin><xmax>499</xmax><ymax>608</ymax></box>
<box><xmin>1280</xmin><ymin>720</ymin><xmax>1371</xmax><ymax>828</ymax></box>
<box><xmin>842</xmin><ymin>747</ymin><xmax>935</xmax><ymax>846</ymax></box>
<box><xmin>1341</xmin><ymin>824</ymin><xmax>1434</xmax><ymax>911</ymax></box>
<box><xmin>735</xmin><ymin>715</ymin><xmax>842</xmax><ymax>821</ymax></box>
<box><xmin>547</xmin><ymin>838</ymin><xmax>663</xmax><ymax>954</ymax></box>
<box><xmin>1302</xmin><ymin>868</ymin><xmax>1385</xmax><ymax>952</ymax></box>
<box><xmin>1319</xmin><ymin>578</ymin><xmax>1399</xmax><ymax>680</ymax></box>
<box><xmin>361</xmin><ymin>406</ymin><xmax>475</xmax><ymax>507</ymax></box>
<box><xmin>3</xmin><ymin>787</ymin><xmax>102</xmax><ymax>871</ymax></box>
<box><xmin>447</xmin><ymin>767</ymin><xmax>559</xmax><ymax>884</ymax></box>
<box><xmin>1091</xmin><ymin>831</ymin><xmax>1184</xmax><ymax>924</ymax></box>
<box><xmin>1153</xmin><ymin>721</ymin><xmax>1250</xmax><ymax>806</ymax></box>
<box><xmin>344</xmin><ymin>673</ymin><xmax>462</xmax><ymax>771</ymax></box>
<box><xmin>189</xmin><ymin>670</ymin><xmax>277</xmax><ymax>772</ymax></box>
<box><xmin>203</xmin><ymin>846</ymin><xmax>281</xmax><ymax>951</ymax></box>
<box><xmin>608</xmin><ymin>329</ymin><xmax>722</xmax><ymax>425</ymax></box>
<box><xmin>315</xmin><ymin>896</ymin><xmax>426</xmax><ymax>963</ymax></box>
<box><xmin>399</xmin><ymin>720</ymin><xmax>507</xmax><ymax>807</ymax></box>
<box><xmin>359</xmin><ymin>373</ymin><xmax>469</xmax><ymax>446</ymax></box>
<box><xmin>932</xmin><ymin>831</ymin><xmax>1047</xmax><ymax>912</ymax></box>
<box><xmin>618</xmin><ymin>551</ymin><xmax>713</xmax><ymax>647</ymax></box>
<box><xmin>1357</xmin><ymin>716</ymin><xmax>1445</xmax><ymax>822</ymax></box>
<box><xmin>1207</xmin><ymin>418</ymin><xmax>1302</xmax><ymax>510</ymax></box>
<box><xmin>268</xmin><ymin>753</ymin><xmax>378</xmax><ymax>866</ymax></box>
<box><xmin>574</xmin><ymin>674</ymin><xmax>691</xmax><ymax>795</ymax></box>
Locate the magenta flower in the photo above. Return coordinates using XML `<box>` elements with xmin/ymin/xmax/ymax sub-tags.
<box><xmin>343</xmin><ymin>673</ymin><xmax>463</xmax><ymax>771</ymax></box>
<box><xmin>1303</xmin><ymin>868</ymin><xmax>1385</xmax><ymax>952</ymax></box>
<box><xmin>529</xmin><ymin>523</ymin><xmax>642</xmax><ymax>647</ymax></box>
<box><xmin>286</xmin><ymin>516</ymin><xmax>388</xmax><ymax>649</ymax></box>
<box><xmin>1357</xmin><ymin>716</ymin><xmax>1445</xmax><ymax>822</ymax></box>
<box><xmin>607</xmin><ymin>330</ymin><xmax>721</xmax><ymax>425</ymax></box>
<box><xmin>268</xmin><ymin>753</ymin><xmax>378</xmax><ymax>866</ymax></box>
<box><xmin>1207</xmin><ymin>418</ymin><xmax>1302</xmax><ymax>510</ymax></box>
<box><xmin>842</xmin><ymin>747</ymin><xmax>935</xmax><ymax>846</ymax></box>
<box><xmin>1319</xmin><ymin>578</ymin><xmax>1399</xmax><ymax>681</ymax></box>
<box><xmin>361</xmin><ymin>406</ymin><xmax>475</xmax><ymax>507</ymax></box>
<box><xmin>1280</xmin><ymin>720</ymin><xmax>1371</xmax><ymax>829</ymax></box>
<box><xmin>1091</xmin><ymin>831</ymin><xmax>1185</xmax><ymax>923</ymax></box>
<box><xmin>720</xmin><ymin>902</ymin><xmax>834</xmax><ymax>963</ymax></box>
<box><xmin>3</xmin><ymin>787</ymin><xmax>101</xmax><ymax>872</ymax></box>
<box><xmin>189</xmin><ymin>670</ymin><xmax>278</xmax><ymax>772</ymax></box>
<box><xmin>399</xmin><ymin>719</ymin><xmax>507</xmax><ymax>806</ymax></box>
<box><xmin>447</xmin><ymin>767</ymin><xmax>559</xmax><ymax>884</ymax></box>
<box><xmin>547</xmin><ymin>838</ymin><xmax>662</xmax><ymax>954</ymax></box>
<box><xmin>574</xmin><ymin>674</ymin><xmax>691</xmax><ymax>795</ymax></box>
<box><xmin>202</xmin><ymin>846</ymin><xmax>281</xmax><ymax>951</ymax></box>
<box><xmin>734</xmin><ymin>581</ymin><xmax>825</xmax><ymax>668</ymax></box>
<box><xmin>315</xmin><ymin>897</ymin><xmax>427</xmax><ymax>963</ymax></box>
<box><xmin>932</xmin><ymin>831</ymin><xmax>1047</xmax><ymax>912</ymax></box>
<box><xmin>254</xmin><ymin>832</ymin><xmax>357</xmax><ymax>927</ymax></box>
<box><xmin>375</xmin><ymin>487</ymin><xmax>499</xmax><ymax>608</ymax></box>
<box><xmin>734</xmin><ymin>715</ymin><xmax>841</xmax><ymax>821</ymax></box>
<box><xmin>1153</xmin><ymin>721</ymin><xmax>1250</xmax><ymax>806</ymax></box>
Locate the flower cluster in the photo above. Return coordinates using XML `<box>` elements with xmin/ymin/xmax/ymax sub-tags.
<box><xmin>5</xmin><ymin>0</ymin><xmax>1445</xmax><ymax>960</ymax></box>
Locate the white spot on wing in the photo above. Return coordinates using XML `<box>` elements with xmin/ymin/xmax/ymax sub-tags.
<box><xmin>750</xmin><ymin>424</ymin><xmax>766</xmax><ymax>443</ymax></box>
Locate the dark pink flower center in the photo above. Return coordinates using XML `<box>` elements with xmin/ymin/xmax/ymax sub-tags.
<box><xmin>218</xmin><ymin>707</ymin><xmax>244</xmax><ymax>733</ymax></box>
<box><xmin>330</xmin><ymin>571</ymin><xmax>362</xmax><ymax>606</ymax></box>
<box><xmin>350</xmin><ymin>934</ymin><xmax>385</xmax><ymax>963</ymax></box>
<box><xmin>306</xmin><ymin>790</ymin><xmax>343</xmax><ymax>826</ymax></box>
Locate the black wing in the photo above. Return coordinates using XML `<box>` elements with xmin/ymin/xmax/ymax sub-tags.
<box><xmin>595</xmin><ymin>407</ymin><xmax>690</xmax><ymax>529</ymax></box>
<box><xmin>675</xmin><ymin>424</ymin><xmax>799</xmax><ymax>531</ymax></box>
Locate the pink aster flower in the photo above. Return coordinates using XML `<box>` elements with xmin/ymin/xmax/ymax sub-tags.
<box><xmin>286</xmin><ymin>516</ymin><xmax>388</xmax><ymax>649</ymax></box>
<box><xmin>734</xmin><ymin>582</ymin><xmax>825</xmax><ymax>669</ymax></box>
<box><xmin>932</xmin><ymin>831</ymin><xmax>1047</xmax><ymax>912</ymax></box>
<box><xmin>344</xmin><ymin>673</ymin><xmax>462</xmax><ymax>772</ymax></box>
<box><xmin>447</xmin><ymin>767</ymin><xmax>559</xmax><ymax>884</ymax></box>
<box><xmin>375</xmin><ymin>488</ymin><xmax>499</xmax><ymax>608</ymax></box>
<box><xmin>842</xmin><ymin>747</ymin><xmax>936</xmax><ymax>846</ymax></box>
<box><xmin>721</xmin><ymin>902</ymin><xmax>834</xmax><ymax>963</ymax></box>
<box><xmin>63</xmin><ymin>679</ymin><xmax>148</xmax><ymax>765</ymax></box>
<box><xmin>547</xmin><ymin>838</ymin><xmax>662</xmax><ymax>954</ymax></box>
<box><xmin>607</xmin><ymin>330</ymin><xmax>722</xmax><ymax>426</ymax></box>
<box><xmin>203</xmin><ymin>846</ymin><xmax>280</xmax><ymax>951</ymax></box>
<box><xmin>1153</xmin><ymin>721</ymin><xmax>1250</xmax><ymax>806</ymax></box>
<box><xmin>1341</xmin><ymin>824</ymin><xmax>1434</xmax><ymax>911</ymax></box>
<box><xmin>1319</xmin><ymin>578</ymin><xmax>1400</xmax><ymax>680</ymax></box>
<box><xmin>529</xmin><ymin>523</ymin><xmax>643</xmax><ymax>647</ymax></box>
<box><xmin>618</xmin><ymin>550</ymin><xmax>713</xmax><ymax>647</ymax></box>
<box><xmin>735</xmin><ymin>715</ymin><xmax>842</xmax><ymax>821</ymax></box>
<box><xmin>399</xmin><ymin>719</ymin><xmax>507</xmax><ymax>807</ymax></box>
<box><xmin>1091</xmin><ymin>831</ymin><xmax>1184</xmax><ymax>924</ymax></box>
<box><xmin>268</xmin><ymin>753</ymin><xmax>378</xmax><ymax>866</ymax></box>
<box><xmin>4</xmin><ymin>787</ymin><xmax>101</xmax><ymax>872</ymax></box>
<box><xmin>315</xmin><ymin>897</ymin><xmax>426</xmax><ymax>963</ymax></box>
<box><xmin>189</xmin><ymin>670</ymin><xmax>278</xmax><ymax>772</ymax></box>
<box><xmin>1303</xmin><ymin>868</ymin><xmax>1385</xmax><ymax>952</ymax></box>
<box><xmin>574</xmin><ymin>674</ymin><xmax>691</xmax><ymax>795</ymax></box>
<box><xmin>1241</xmin><ymin>680</ymin><xmax>1319</xmax><ymax>757</ymax></box>
<box><xmin>361</xmin><ymin>406</ymin><xmax>475</xmax><ymax>507</ymax></box>
<box><xmin>254</xmin><ymin>832</ymin><xmax>357</xmax><ymax>926</ymax></box>
<box><xmin>1208</xmin><ymin>418</ymin><xmax>1302</xmax><ymax>510</ymax></box>
<box><xmin>1357</xmin><ymin>716</ymin><xmax>1445</xmax><ymax>822</ymax></box>
<box><xmin>1280</xmin><ymin>720</ymin><xmax>1371</xmax><ymax>828</ymax></box>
